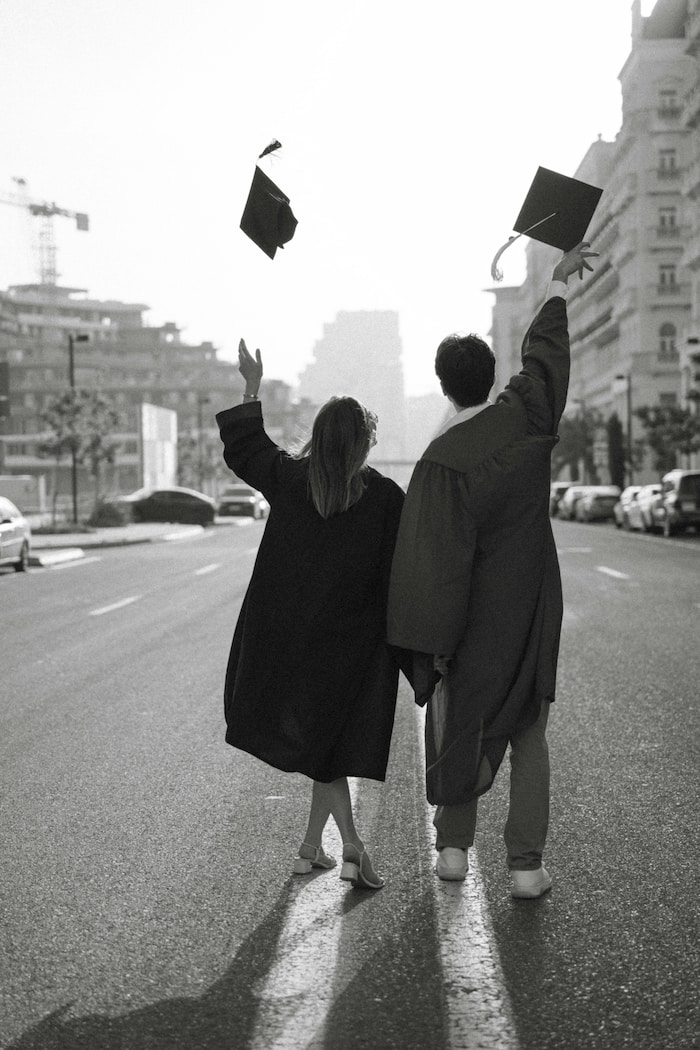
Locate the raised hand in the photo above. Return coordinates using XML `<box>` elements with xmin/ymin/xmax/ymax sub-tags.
<box><xmin>552</xmin><ymin>242</ymin><xmax>599</xmax><ymax>283</ymax></box>
<box><xmin>238</xmin><ymin>338</ymin><xmax>263</xmax><ymax>395</ymax></box>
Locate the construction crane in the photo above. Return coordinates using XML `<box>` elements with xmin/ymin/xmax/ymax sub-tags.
<box><xmin>0</xmin><ymin>176</ymin><xmax>89</xmax><ymax>286</ymax></box>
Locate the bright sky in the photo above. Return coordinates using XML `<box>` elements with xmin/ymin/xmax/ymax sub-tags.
<box><xmin>0</xmin><ymin>0</ymin><xmax>656</xmax><ymax>396</ymax></box>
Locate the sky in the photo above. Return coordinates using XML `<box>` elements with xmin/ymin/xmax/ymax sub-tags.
<box><xmin>0</xmin><ymin>0</ymin><xmax>657</xmax><ymax>397</ymax></box>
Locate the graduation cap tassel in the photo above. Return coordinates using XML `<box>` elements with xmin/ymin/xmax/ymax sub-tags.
<box><xmin>489</xmin><ymin>212</ymin><xmax>558</xmax><ymax>282</ymax></box>
<box><xmin>259</xmin><ymin>139</ymin><xmax>282</xmax><ymax>159</ymax></box>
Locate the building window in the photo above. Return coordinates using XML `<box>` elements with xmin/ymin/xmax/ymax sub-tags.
<box><xmin>658</xmin><ymin>323</ymin><xmax>678</xmax><ymax>361</ymax></box>
<box><xmin>658</xmin><ymin>264</ymin><xmax>677</xmax><ymax>292</ymax></box>
<box><xmin>658</xmin><ymin>149</ymin><xmax>678</xmax><ymax>176</ymax></box>
<box><xmin>658</xmin><ymin>206</ymin><xmax>678</xmax><ymax>236</ymax></box>
<box><xmin>658</xmin><ymin>89</ymin><xmax>680</xmax><ymax>118</ymax></box>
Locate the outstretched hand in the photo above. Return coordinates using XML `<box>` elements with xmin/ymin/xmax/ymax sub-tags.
<box><xmin>238</xmin><ymin>338</ymin><xmax>263</xmax><ymax>393</ymax></box>
<box><xmin>552</xmin><ymin>241</ymin><xmax>599</xmax><ymax>283</ymax></box>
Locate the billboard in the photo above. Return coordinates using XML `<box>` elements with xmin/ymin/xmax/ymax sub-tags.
<box><xmin>140</xmin><ymin>403</ymin><xmax>177</xmax><ymax>489</ymax></box>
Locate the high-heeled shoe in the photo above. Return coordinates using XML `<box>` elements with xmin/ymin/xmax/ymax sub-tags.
<box><xmin>340</xmin><ymin>843</ymin><xmax>384</xmax><ymax>889</ymax></box>
<box><xmin>292</xmin><ymin>842</ymin><xmax>337</xmax><ymax>874</ymax></box>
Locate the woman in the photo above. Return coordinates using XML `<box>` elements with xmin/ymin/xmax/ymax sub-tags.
<box><xmin>216</xmin><ymin>339</ymin><xmax>406</xmax><ymax>889</ymax></box>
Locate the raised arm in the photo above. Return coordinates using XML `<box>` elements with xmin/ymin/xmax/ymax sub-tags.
<box><xmin>502</xmin><ymin>242</ymin><xmax>599</xmax><ymax>434</ymax></box>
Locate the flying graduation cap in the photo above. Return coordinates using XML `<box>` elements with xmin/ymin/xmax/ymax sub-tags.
<box><xmin>490</xmin><ymin>167</ymin><xmax>603</xmax><ymax>282</ymax></box>
<box><xmin>240</xmin><ymin>140</ymin><xmax>298</xmax><ymax>259</ymax></box>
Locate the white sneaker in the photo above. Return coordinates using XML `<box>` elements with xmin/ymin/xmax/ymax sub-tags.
<box><xmin>511</xmin><ymin>866</ymin><xmax>552</xmax><ymax>899</ymax></box>
<box><xmin>435</xmin><ymin>847</ymin><xmax>469</xmax><ymax>881</ymax></box>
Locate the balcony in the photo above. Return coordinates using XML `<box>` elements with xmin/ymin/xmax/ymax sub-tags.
<box><xmin>607</xmin><ymin>171</ymin><xmax>637</xmax><ymax>214</ymax></box>
<box><xmin>654</xmin><ymin>224</ymin><xmax>684</xmax><ymax>241</ymax></box>
<box><xmin>681</xmin><ymin>230</ymin><xmax>700</xmax><ymax>270</ymax></box>
<box><xmin>681</xmin><ymin>157</ymin><xmax>700</xmax><ymax>199</ymax></box>
<box><xmin>645</xmin><ymin>167</ymin><xmax>682</xmax><ymax>194</ymax></box>
<box><xmin>649</xmin><ymin>282</ymin><xmax>691</xmax><ymax>306</ymax></box>
<box><xmin>612</xmin><ymin>287</ymin><xmax>638</xmax><ymax>321</ymax></box>
<box><xmin>612</xmin><ymin>229</ymin><xmax>638</xmax><ymax>268</ymax></box>
<box><xmin>683</xmin><ymin>80</ymin><xmax>700</xmax><ymax>127</ymax></box>
<box><xmin>686</xmin><ymin>4</ymin><xmax>700</xmax><ymax>54</ymax></box>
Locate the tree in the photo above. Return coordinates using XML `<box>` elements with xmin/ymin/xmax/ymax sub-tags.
<box><xmin>606</xmin><ymin>412</ymin><xmax>626</xmax><ymax>489</ymax></box>
<box><xmin>634</xmin><ymin>404</ymin><xmax>700</xmax><ymax>476</ymax></box>
<box><xmin>552</xmin><ymin>408</ymin><xmax>600</xmax><ymax>483</ymax></box>
<box><xmin>39</xmin><ymin>389</ymin><xmax>122</xmax><ymax>516</ymax></box>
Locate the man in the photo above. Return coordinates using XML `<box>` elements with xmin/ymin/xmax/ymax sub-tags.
<box><xmin>387</xmin><ymin>242</ymin><xmax>597</xmax><ymax>897</ymax></box>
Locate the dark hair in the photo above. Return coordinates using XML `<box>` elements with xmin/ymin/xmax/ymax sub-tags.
<box><xmin>435</xmin><ymin>333</ymin><xmax>495</xmax><ymax>408</ymax></box>
<box><xmin>298</xmin><ymin>396</ymin><xmax>378</xmax><ymax>519</ymax></box>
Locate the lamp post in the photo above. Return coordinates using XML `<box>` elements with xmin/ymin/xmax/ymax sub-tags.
<box><xmin>615</xmin><ymin>373</ymin><xmax>633</xmax><ymax>485</ymax></box>
<box><xmin>570</xmin><ymin>397</ymin><xmax>587</xmax><ymax>483</ymax></box>
<box><xmin>197</xmin><ymin>395</ymin><xmax>211</xmax><ymax>492</ymax></box>
<box><xmin>67</xmin><ymin>333</ymin><xmax>89</xmax><ymax>523</ymax></box>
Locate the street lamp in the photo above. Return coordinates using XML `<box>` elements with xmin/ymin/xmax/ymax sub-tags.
<box><xmin>615</xmin><ymin>373</ymin><xmax>633</xmax><ymax>485</ymax></box>
<box><xmin>67</xmin><ymin>333</ymin><xmax>89</xmax><ymax>523</ymax></box>
<box><xmin>570</xmin><ymin>397</ymin><xmax>588</xmax><ymax>483</ymax></box>
<box><xmin>197</xmin><ymin>395</ymin><xmax>211</xmax><ymax>492</ymax></box>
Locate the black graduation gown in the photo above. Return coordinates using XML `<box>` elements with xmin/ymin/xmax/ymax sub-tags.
<box><xmin>216</xmin><ymin>401</ymin><xmax>405</xmax><ymax>783</ymax></box>
<box><xmin>387</xmin><ymin>296</ymin><xmax>569</xmax><ymax>805</ymax></box>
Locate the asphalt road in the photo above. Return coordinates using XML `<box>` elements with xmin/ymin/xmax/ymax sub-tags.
<box><xmin>1</xmin><ymin>519</ymin><xmax>698</xmax><ymax>1050</ymax></box>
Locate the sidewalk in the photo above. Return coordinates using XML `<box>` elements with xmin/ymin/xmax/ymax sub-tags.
<box><xmin>28</xmin><ymin>522</ymin><xmax>207</xmax><ymax>567</ymax></box>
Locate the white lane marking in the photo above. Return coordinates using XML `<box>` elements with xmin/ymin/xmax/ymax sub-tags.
<box><xmin>417</xmin><ymin>705</ymin><xmax>519</xmax><ymax>1050</ymax></box>
<box><xmin>596</xmin><ymin>565</ymin><xmax>630</xmax><ymax>579</ymax></box>
<box><xmin>89</xmin><ymin>596</ymin><xmax>141</xmax><ymax>617</ymax></box>
<box><xmin>162</xmin><ymin>526</ymin><xmax>205</xmax><ymax>542</ymax></box>
<box><xmin>194</xmin><ymin>563</ymin><xmax>220</xmax><ymax>576</ymax></box>
<box><xmin>50</xmin><ymin>556</ymin><xmax>102</xmax><ymax>570</ymax></box>
<box><xmin>248</xmin><ymin>781</ymin><xmax>359</xmax><ymax>1050</ymax></box>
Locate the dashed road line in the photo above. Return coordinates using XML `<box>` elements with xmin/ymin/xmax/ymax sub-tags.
<box><xmin>194</xmin><ymin>563</ymin><xmax>221</xmax><ymax>576</ymax></box>
<box><xmin>417</xmin><ymin>705</ymin><xmax>519</xmax><ymax>1050</ymax></box>
<box><xmin>89</xmin><ymin>595</ymin><xmax>141</xmax><ymax>617</ymax></box>
<box><xmin>596</xmin><ymin>565</ymin><xmax>630</xmax><ymax>580</ymax></box>
<box><xmin>50</xmin><ymin>555</ymin><xmax>102</xmax><ymax>570</ymax></box>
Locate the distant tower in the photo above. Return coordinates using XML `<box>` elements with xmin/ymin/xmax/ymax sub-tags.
<box><xmin>297</xmin><ymin>310</ymin><xmax>407</xmax><ymax>461</ymax></box>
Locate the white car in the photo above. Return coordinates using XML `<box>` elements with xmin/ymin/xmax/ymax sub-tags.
<box><xmin>629</xmin><ymin>484</ymin><xmax>663</xmax><ymax>532</ymax></box>
<box><xmin>0</xmin><ymin>497</ymin><xmax>31</xmax><ymax>572</ymax></box>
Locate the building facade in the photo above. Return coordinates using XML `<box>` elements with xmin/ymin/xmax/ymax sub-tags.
<box><xmin>0</xmin><ymin>283</ymin><xmax>308</xmax><ymax>510</ymax></box>
<box><xmin>297</xmin><ymin>309</ymin><xmax>409</xmax><ymax>469</ymax></box>
<box><xmin>490</xmin><ymin>0</ymin><xmax>699</xmax><ymax>483</ymax></box>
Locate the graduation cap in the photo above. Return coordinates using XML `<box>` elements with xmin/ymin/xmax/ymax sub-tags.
<box><xmin>490</xmin><ymin>167</ymin><xmax>603</xmax><ymax>282</ymax></box>
<box><xmin>240</xmin><ymin>141</ymin><xmax>298</xmax><ymax>259</ymax></box>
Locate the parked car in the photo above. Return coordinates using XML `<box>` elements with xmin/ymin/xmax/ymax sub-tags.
<box><xmin>217</xmin><ymin>484</ymin><xmax>269</xmax><ymax>519</ymax></box>
<box><xmin>613</xmin><ymin>486</ymin><xmax>641</xmax><ymax>529</ymax></box>
<box><xmin>121</xmin><ymin>486</ymin><xmax>216</xmax><ymax>526</ymax></box>
<box><xmin>658</xmin><ymin>469</ymin><xmax>700</xmax><ymax>537</ymax></box>
<box><xmin>575</xmin><ymin>485</ymin><xmax>621</xmax><ymax>523</ymax></box>
<box><xmin>0</xmin><ymin>496</ymin><xmax>31</xmax><ymax>571</ymax></box>
<box><xmin>549</xmin><ymin>482</ymin><xmax>571</xmax><ymax>517</ymax></box>
<box><xmin>629</xmin><ymin>483</ymin><xmax>663</xmax><ymax>532</ymax></box>
<box><xmin>556</xmin><ymin>485</ymin><xmax>589</xmax><ymax>521</ymax></box>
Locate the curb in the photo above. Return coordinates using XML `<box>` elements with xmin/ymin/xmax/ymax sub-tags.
<box><xmin>29</xmin><ymin>548</ymin><xmax>86</xmax><ymax>568</ymax></box>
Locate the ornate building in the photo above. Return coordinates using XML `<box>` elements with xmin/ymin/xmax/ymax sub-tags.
<box><xmin>489</xmin><ymin>0</ymin><xmax>699</xmax><ymax>482</ymax></box>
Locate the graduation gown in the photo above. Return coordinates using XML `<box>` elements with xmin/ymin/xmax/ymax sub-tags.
<box><xmin>387</xmin><ymin>296</ymin><xmax>569</xmax><ymax>805</ymax></box>
<box><xmin>216</xmin><ymin>402</ymin><xmax>405</xmax><ymax>783</ymax></box>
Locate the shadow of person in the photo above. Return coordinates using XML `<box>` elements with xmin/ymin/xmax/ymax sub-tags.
<box><xmin>7</xmin><ymin>882</ymin><xmax>297</xmax><ymax>1050</ymax></box>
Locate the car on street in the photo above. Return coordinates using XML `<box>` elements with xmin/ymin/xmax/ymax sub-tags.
<box><xmin>628</xmin><ymin>483</ymin><xmax>663</xmax><ymax>532</ymax></box>
<box><xmin>613</xmin><ymin>486</ymin><xmax>641</xmax><ymax>528</ymax></box>
<box><xmin>120</xmin><ymin>486</ymin><xmax>216</xmax><ymax>526</ymax></box>
<box><xmin>556</xmin><ymin>484</ymin><xmax>589</xmax><ymax>521</ymax></box>
<box><xmin>575</xmin><ymin>485</ymin><xmax>621</xmax><ymax>523</ymax></box>
<box><xmin>549</xmin><ymin>482</ymin><xmax>571</xmax><ymax>517</ymax></box>
<box><xmin>657</xmin><ymin>469</ymin><xmax>700</xmax><ymax>537</ymax></box>
<box><xmin>0</xmin><ymin>496</ymin><xmax>31</xmax><ymax>571</ymax></box>
<box><xmin>217</xmin><ymin>483</ymin><xmax>269</xmax><ymax>519</ymax></box>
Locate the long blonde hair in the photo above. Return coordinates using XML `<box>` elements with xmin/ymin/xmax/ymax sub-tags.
<box><xmin>298</xmin><ymin>396</ymin><xmax>378</xmax><ymax>519</ymax></box>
